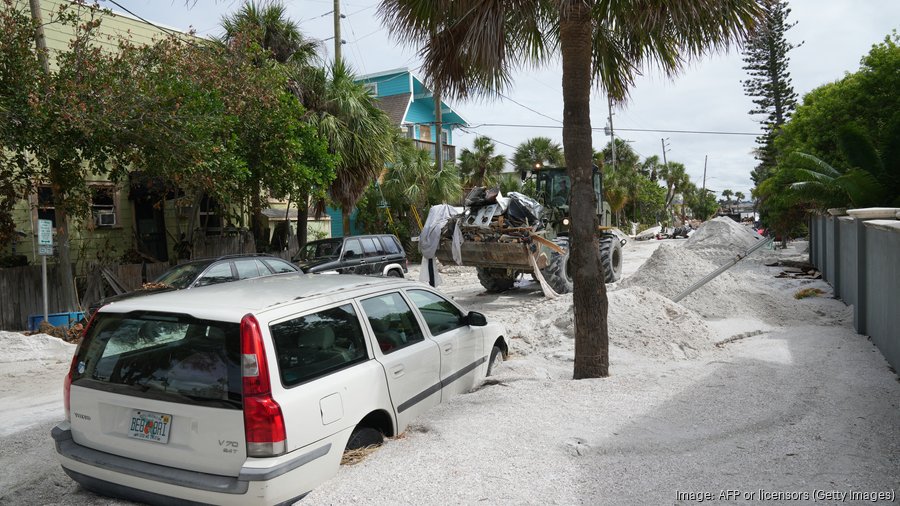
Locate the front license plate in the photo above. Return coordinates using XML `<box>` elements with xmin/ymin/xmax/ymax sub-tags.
<box><xmin>128</xmin><ymin>410</ymin><xmax>172</xmax><ymax>444</ymax></box>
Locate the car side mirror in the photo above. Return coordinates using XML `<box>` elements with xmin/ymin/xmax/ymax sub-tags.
<box><xmin>466</xmin><ymin>311</ymin><xmax>487</xmax><ymax>327</ymax></box>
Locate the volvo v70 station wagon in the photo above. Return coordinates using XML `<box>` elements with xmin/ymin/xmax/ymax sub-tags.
<box><xmin>53</xmin><ymin>273</ymin><xmax>507</xmax><ymax>505</ymax></box>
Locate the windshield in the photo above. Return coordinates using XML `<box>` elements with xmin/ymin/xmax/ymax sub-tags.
<box><xmin>298</xmin><ymin>239</ymin><xmax>343</xmax><ymax>262</ymax></box>
<box><xmin>154</xmin><ymin>262</ymin><xmax>208</xmax><ymax>289</ymax></box>
<box><xmin>539</xmin><ymin>171</ymin><xmax>571</xmax><ymax>207</ymax></box>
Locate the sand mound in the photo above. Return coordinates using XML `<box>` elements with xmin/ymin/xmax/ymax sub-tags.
<box><xmin>685</xmin><ymin>217</ymin><xmax>763</xmax><ymax>262</ymax></box>
<box><xmin>0</xmin><ymin>331</ymin><xmax>75</xmax><ymax>364</ymax></box>
<box><xmin>493</xmin><ymin>287</ymin><xmax>713</xmax><ymax>361</ymax></box>
<box><xmin>621</xmin><ymin>243</ymin><xmax>744</xmax><ymax>317</ymax></box>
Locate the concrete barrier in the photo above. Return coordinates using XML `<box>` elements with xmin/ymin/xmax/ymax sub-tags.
<box><xmin>812</xmin><ymin>215</ymin><xmax>900</xmax><ymax>371</ymax></box>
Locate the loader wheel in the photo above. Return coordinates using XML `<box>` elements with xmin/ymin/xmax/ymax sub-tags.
<box><xmin>542</xmin><ymin>246</ymin><xmax>573</xmax><ymax>294</ymax></box>
<box><xmin>600</xmin><ymin>235</ymin><xmax>623</xmax><ymax>283</ymax></box>
<box><xmin>477</xmin><ymin>268</ymin><xmax>516</xmax><ymax>292</ymax></box>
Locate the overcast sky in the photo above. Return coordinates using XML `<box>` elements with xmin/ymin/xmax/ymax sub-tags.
<box><xmin>107</xmin><ymin>0</ymin><xmax>900</xmax><ymax>198</ymax></box>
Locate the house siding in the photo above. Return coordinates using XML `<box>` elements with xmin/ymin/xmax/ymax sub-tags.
<box><xmin>361</xmin><ymin>72</ymin><xmax>411</xmax><ymax>97</ymax></box>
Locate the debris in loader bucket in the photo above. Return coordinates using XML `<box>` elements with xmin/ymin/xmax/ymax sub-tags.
<box><xmin>432</xmin><ymin>176</ymin><xmax>623</xmax><ymax>296</ymax></box>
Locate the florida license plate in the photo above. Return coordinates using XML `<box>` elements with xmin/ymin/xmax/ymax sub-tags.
<box><xmin>128</xmin><ymin>410</ymin><xmax>172</xmax><ymax>444</ymax></box>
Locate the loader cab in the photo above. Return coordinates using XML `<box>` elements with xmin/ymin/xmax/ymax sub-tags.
<box><xmin>534</xmin><ymin>166</ymin><xmax>611</xmax><ymax>231</ymax></box>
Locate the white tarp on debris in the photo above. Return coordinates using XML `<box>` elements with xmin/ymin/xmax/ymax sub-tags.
<box><xmin>418</xmin><ymin>204</ymin><xmax>463</xmax><ymax>286</ymax></box>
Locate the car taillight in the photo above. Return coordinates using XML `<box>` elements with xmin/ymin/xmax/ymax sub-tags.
<box><xmin>63</xmin><ymin>353</ymin><xmax>77</xmax><ymax>422</ymax></box>
<box><xmin>240</xmin><ymin>314</ymin><xmax>286</xmax><ymax>457</ymax></box>
<box><xmin>66</xmin><ymin>311</ymin><xmax>98</xmax><ymax>422</ymax></box>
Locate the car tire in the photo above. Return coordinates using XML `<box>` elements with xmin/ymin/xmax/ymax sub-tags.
<box><xmin>486</xmin><ymin>346</ymin><xmax>504</xmax><ymax>376</ymax></box>
<box><xmin>387</xmin><ymin>269</ymin><xmax>404</xmax><ymax>278</ymax></box>
<box><xmin>345</xmin><ymin>427</ymin><xmax>383</xmax><ymax>451</ymax></box>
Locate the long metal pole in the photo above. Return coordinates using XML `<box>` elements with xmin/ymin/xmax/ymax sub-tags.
<box><xmin>672</xmin><ymin>236</ymin><xmax>773</xmax><ymax>303</ymax></box>
<box><xmin>42</xmin><ymin>256</ymin><xmax>49</xmax><ymax>323</ymax></box>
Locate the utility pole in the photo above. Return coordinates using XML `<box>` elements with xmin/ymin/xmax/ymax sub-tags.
<box><xmin>660</xmin><ymin>138</ymin><xmax>669</xmax><ymax>168</ymax></box>
<box><xmin>607</xmin><ymin>95</ymin><xmax>616</xmax><ymax>170</ymax></box>
<box><xmin>702</xmin><ymin>155</ymin><xmax>708</xmax><ymax>193</ymax></box>
<box><xmin>434</xmin><ymin>88</ymin><xmax>443</xmax><ymax>174</ymax></box>
<box><xmin>29</xmin><ymin>0</ymin><xmax>76</xmax><ymax>312</ymax></box>
<box><xmin>333</xmin><ymin>0</ymin><xmax>341</xmax><ymax>63</ymax></box>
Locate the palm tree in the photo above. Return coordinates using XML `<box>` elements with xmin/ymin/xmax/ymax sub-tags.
<box><xmin>512</xmin><ymin>136</ymin><xmax>564</xmax><ymax>180</ymax></box>
<box><xmin>721</xmin><ymin>189</ymin><xmax>734</xmax><ymax>208</ymax></box>
<box><xmin>293</xmin><ymin>60</ymin><xmax>396</xmax><ymax>236</ymax></box>
<box><xmin>382</xmin><ymin>137</ymin><xmax>463</xmax><ymax>221</ymax></box>
<box><xmin>459</xmin><ymin>136</ymin><xmax>507</xmax><ymax>189</ymax></box>
<box><xmin>735</xmin><ymin>191</ymin><xmax>746</xmax><ymax>204</ymax></box>
<box><xmin>658</xmin><ymin>161</ymin><xmax>689</xmax><ymax>219</ymax></box>
<box><xmin>379</xmin><ymin>0</ymin><xmax>761</xmax><ymax>379</ymax></box>
<box><xmin>221</xmin><ymin>1</ymin><xmax>320</xmax><ymax>65</ymax></box>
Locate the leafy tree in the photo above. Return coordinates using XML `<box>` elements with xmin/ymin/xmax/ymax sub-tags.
<box><xmin>380</xmin><ymin>0</ymin><xmax>761</xmax><ymax>378</ymax></box>
<box><xmin>685</xmin><ymin>187</ymin><xmax>718</xmax><ymax>221</ymax></box>
<box><xmin>742</xmin><ymin>0</ymin><xmax>801</xmax><ymax>185</ymax></box>
<box><xmin>458</xmin><ymin>136</ymin><xmax>506</xmax><ymax>188</ymax></box>
<box><xmin>0</xmin><ymin>0</ymin><xmax>42</xmax><ymax>247</ymax></box>
<box><xmin>775</xmin><ymin>33</ymin><xmax>900</xmax><ymax>169</ymax></box>
<box><xmin>511</xmin><ymin>136</ymin><xmax>563</xmax><ymax>180</ymax></box>
<box><xmin>626</xmin><ymin>174</ymin><xmax>667</xmax><ymax>225</ymax></box>
<box><xmin>735</xmin><ymin>191</ymin><xmax>746</xmax><ymax>203</ymax></box>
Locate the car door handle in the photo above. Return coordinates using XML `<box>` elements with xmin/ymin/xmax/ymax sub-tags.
<box><xmin>391</xmin><ymin>365</ymin><xmax>405</xmax><ymax>378</ymax></box>
<box><xmin>442</xmin><ymin>344</ymin><xmax>452</xmax><ymax>354</ymax></box>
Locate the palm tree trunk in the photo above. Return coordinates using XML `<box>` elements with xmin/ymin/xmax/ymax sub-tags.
<box><xmin>560</xmin><ymin>1</ymin><xmax>609</xmax><ymax>379</ymax></box>
<box><xmin>342</xmin><ymin>208</ymin><xmax>351</xmax><ymax>236</ymax></box>
<box><xmin>297</xmin><ymin>190</ymin><xmax>309</xmax><ymax>249</ymax></box>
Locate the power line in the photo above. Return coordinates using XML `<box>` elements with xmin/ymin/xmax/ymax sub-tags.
<box><xmin>498</xmin><ymin>93</ymin><xmax>562</xmax><ymax>124</ymax></box>
<box><xmin>467</xmin><ymin>122</ymin><xmax>758</xmax><ymax>136</ymax></box>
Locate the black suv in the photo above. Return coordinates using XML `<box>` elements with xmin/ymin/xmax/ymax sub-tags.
<box><xmin>88</xmin><ymin>254</ymin><xmax>300</xmax><ymax>316</ymax></box>
<box><xmin>293</xmin><ymin>234</ymin><xmax>408</xmax><ymax>277</ymax></box>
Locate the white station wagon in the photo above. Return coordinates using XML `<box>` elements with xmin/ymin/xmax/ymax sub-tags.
<box><xmin>52</xmin><ymin>273</ymin><xmax>508</xmax><ymax>505</ymax></box>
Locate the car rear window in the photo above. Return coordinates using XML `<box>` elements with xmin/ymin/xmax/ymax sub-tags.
<box><xmin>72</xmin><ymin>312</ymin><xmax>241</xmax><ymax>409</ymax></box>
<box><xmin>270</xmin><ymin>304</ymin><xmax>368</xmax><ymax>387</ymax></box>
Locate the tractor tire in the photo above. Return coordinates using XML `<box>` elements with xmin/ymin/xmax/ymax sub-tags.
<box><xmin>477</xmin><ymin>268</ymin><xmax>516</xmax><ymax>292</ymax></box>
<box><xmin>600</xmin><ymin>235</ymin><xmax>623</xmax><ymax>283</ymax></box>
<box><xmin>542</xmin><ymin>239</ymin><xmax>573</xmax><ymax>294</ymax></box>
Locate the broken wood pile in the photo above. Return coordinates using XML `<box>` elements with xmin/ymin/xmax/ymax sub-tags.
<box><xmin>765</xmin><ymin>260</ymin><xmax>822</xmax><ymax>279</ymax></box>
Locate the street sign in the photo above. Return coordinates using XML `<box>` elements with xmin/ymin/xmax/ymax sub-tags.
<box><xmin>38</xmin><ymin>219</ymin><xmax>53</xmax><ymax>245</ymax></box>
<box><xmin>38</xmin><ymin>219</ymin><xmax>53</xmax><ymax>256</ymax></box>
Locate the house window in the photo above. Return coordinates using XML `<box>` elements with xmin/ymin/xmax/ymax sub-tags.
<box><xmin>405</xmin><ymin>125</ymin><xmax>415</xmax><ymax>139</ymax></box>
<box><xmin>37</xmin><ymin>186</ymin><xmax>56</xmax><ymax>228</ymax></box>
<box><xmin>441</xmin><ymin>129</ymin><xmax>448</xmax><ymax>144</ymax></box>
<box><xmin>91</xmin><ymin>185</ymin><xmax>117</xmax><ymax>227</ymax></box>
<box><xmin>363</xmin><ymin>82</ymin><xmax>377</xmax><ymax>95</ymax></box>
<box><xmin>419</xmin><ymin>125</ymin><xmax>431</xmax><ymax>142</ymax></box>
<box><xmin>199</xmin><ymin>195</ymin><xmax>223</xmax><ymax>234</ymax></box>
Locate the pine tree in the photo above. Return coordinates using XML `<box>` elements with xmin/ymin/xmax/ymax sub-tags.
<box><xmin>742</xmin><ymin>0</ymin><xmax>801</xmax><ymax>185</ymax></box>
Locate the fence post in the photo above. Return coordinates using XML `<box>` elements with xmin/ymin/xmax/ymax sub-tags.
<box><xmin>831</xmin><ymin>216</ymin><xmax>840</xmax><ymax>296</ymax></box>
<box><xmin>855</xmin><ymin>218</ymin><xmax>867</xmax><ymax>335</ymax></box>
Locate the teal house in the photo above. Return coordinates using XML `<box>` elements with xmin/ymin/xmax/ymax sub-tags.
<box><xmin>326</xmin><ymin>68</ymin><xmax>469</xmax><ymax>237</ymax></box>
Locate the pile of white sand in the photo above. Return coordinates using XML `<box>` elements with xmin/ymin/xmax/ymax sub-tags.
<box><xmin>490</xmin><ymin>286</ymin><xmax>713</xmax><ymax>362</ymax></box>
<box><xmin>685</xmin><ymin>217</ymin><xmax>763</xmax><ymax>262</ymax></box>
<box><xmin>0</xmin><ymin>331</ymin><xmax>75</xmax><ymax>365</ymax></box>
<box><xmin>620</xmin><ymin>243</ymin><xmax>743</xmax><ymax>318</ymax></box>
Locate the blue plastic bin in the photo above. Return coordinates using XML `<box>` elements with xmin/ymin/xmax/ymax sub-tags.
<box><xmin>28</xmin><ymin>311</ymin><xmax>85</xmax><ymax>331</ymax></box>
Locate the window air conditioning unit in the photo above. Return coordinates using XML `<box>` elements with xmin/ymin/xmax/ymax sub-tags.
<box><xmin>95</xmin><ymin>210</ymin><xmax>116</xmax><ymax>227</ymax></box>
